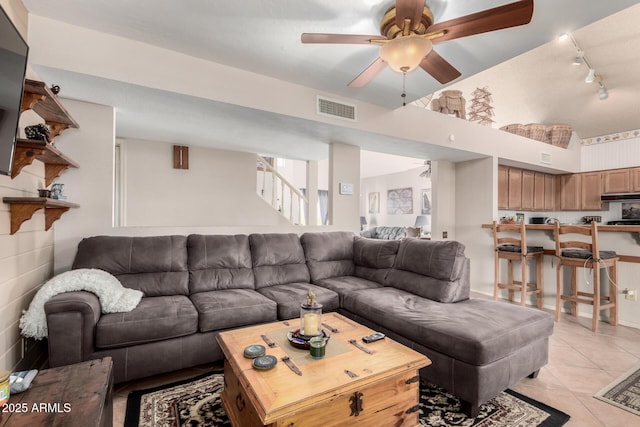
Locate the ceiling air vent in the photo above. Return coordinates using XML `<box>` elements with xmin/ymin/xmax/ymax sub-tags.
<box><xmin>317</xmin><ymin>96</ymin><xmax>356</xmax><ymax>122</ymax></box>
<box><xmin>540</xmin><ymin>152</ymin><xmax>552</xmax><ymax>165</ymax></box>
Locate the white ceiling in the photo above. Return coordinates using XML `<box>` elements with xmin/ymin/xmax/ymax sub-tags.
<box><xmin>21</xmin><ymin>0</ymin><xmax>640</xmax><ymax>170</ymax></box>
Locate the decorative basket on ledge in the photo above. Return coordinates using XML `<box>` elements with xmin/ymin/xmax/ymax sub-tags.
<box><xmin>499</xmin><ymin>123</ymin><xmax>527</xmax><ymax>137</ymax></box>
<box><xmin>548</xmin><ymin>124</ymin><xmax>572</xmax><ymax>148</ymax></box>
<box><xmin>525</xmin><ymin>123</ymin><xmax>548</xmax><ymax>142</ymax></box>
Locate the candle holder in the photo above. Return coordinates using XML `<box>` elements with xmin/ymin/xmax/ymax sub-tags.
<box><xmin>300</xmin><ymin>289</ymin><xmax>322</xmax><ymax>337</ymax></box>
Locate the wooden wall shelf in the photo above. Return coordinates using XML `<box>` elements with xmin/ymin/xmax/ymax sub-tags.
<box><xmin>2</xmin><ymin>197</ymin><xmax>79</xmax><ymax>235</ymax></box>
<box><xmin>21</xmin><ymin>79</ymin><xmax>79</xmax><ymax>138</ymax></box>
<box><xmin>11</xmin><ymin>139</ymin><xmax>79</xmax><ymax>186</ymax></box>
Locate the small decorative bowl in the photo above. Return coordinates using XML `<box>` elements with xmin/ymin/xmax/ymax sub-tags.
<box><xmin>243</xmin><ymin>345</ymin><xmax>266</xmax><ymax>359</ymax></box>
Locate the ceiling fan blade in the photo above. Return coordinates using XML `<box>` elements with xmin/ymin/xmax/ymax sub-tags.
<box><xmin>348</xmin><ymin>57</ymin><xmax>387</xmax><ymax>88</ymax></box>
<box><xmin>301</xmin><ymin>33</ymin><xmax>386</xmax><ymax>44</ymax></box>
<box><xmin>395</xmin><ymin>0</ymin><xmax>425</xmax><ymax>31</ymax></box>
<box><xmin>427</xmin><ymin>0</ymin><xmax>534</xmax><ymax>44</ymax></box>
<box><xmin>419</xmin><ymin>51</ymin><xmax>462</xmax><ymax>84</ymax></box>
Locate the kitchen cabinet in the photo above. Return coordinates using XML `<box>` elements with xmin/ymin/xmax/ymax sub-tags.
<box><xmin>559</xmin><ymin>174</ymin><xmax>581</xmax><ymax>210</ymax></box>
<box><xmin>498</xmin><ymin>165</ymin><xmax>509</xmax><ymax>209</ymax></box>
<box><xmin>533</xmin><ymin>172</ymin><xmax>545</xmax><ymax>210</ymax></box>
<box><xmin>508</xmin><ymin>168</ymin><xmax>522</xmax><ymax>209</ymax></box>
<box><xmin>632</xmin><ymin>167</ymin><xmax>640</xmax><ymax>192</ymax></box>
<box><xmin>558</xmin><ymin>172</ymin><xmax>603</xmax><ymax>211</ymax></box>
<box><xmin>498</xmin><ymin>166</ymin><xmax>556</xmax><ymax>211</ymax></box>
<box><xmin>581</xmin><ymin>171</ymin><xmax>603</xmax><ymax>210</ymax></box>
<box><xmin>544</xmin><ymin>174</ymin><xmax>556</xmax><ymax>210</ymax></box>
<box><xmin>603</xmin><ymin>169</ymin><xmax>630</xmax><ymax>194</ymax></box>
<box><xmin>521</xmin><ymin>170</ymin><xmax>535</xmax><ymax>210</ymax></box>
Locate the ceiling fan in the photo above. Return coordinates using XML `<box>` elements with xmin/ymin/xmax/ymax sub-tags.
<box><xmin>301</xmin><ymin>0</ymin><xmax>534</xmax><ymax>88</ymax></box>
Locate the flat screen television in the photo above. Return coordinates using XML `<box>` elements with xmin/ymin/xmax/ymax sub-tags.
<box><xmin>0</xmin><ymin>5</ymin><xmax>29</xmax><ymax>176</ymax></box>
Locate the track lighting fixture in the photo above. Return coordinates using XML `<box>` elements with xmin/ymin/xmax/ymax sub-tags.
<box><xmin>560</xmin><ymin>33</ymin><xmax>608</xmax><ymax>100</ymax></box>
<box><xmin>598</xmin><ymin>82</ymin><xmax>609</xmax><ymax>100</ymax></box>
<box><xmin>572</xmin><ymin>50</ymin><xmax>584</xmax><ymax>65</ymax></box>
<box><xmin>585</xmin><ymin>68</ymin><xmax>596</xmax><ymax>83</ymax></box>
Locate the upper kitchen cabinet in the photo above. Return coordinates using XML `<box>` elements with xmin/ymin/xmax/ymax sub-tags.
<box><xmin>603</xmin><ymin>169</ymin><xmax>630</xmax><ymax>194</ymax></box>
<box><xmin>631</xmin><ymin>168</ymin><xmax>640</xmax><ymax>192</ymax></box>
<box><xmin>581</xmin><ymin>171</ymin><xmax>603</xmax><ymax>210</ymax></box>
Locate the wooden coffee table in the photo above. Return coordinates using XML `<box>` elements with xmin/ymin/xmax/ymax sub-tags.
<box><xmin>217</xmin><ymin>312</ymin><xmax>430</xmax><ymax>427</ymax></box>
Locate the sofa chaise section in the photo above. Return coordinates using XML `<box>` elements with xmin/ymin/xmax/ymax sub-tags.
<box><xmin>338</xmin><ymin>238</ymin><xmax>553</xmax><ymax>416</ymax></box>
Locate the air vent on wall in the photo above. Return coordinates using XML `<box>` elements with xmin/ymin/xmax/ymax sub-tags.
<box><xmin>317</xmin><ymin>96</ymin><xmax>357</xmax><ymax>122</ymax></box>
<box><xmin>540</xmin><ymin>152</ymin><xmax>552</xmax><ymax>165</ymax></box>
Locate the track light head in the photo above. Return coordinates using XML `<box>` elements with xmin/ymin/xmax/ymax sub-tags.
<box><xmin>585</xmin><ymin>68</ymin><xmax>596</xmax><ymax>83</ymax></box>
<box><xmin>599</xmin><ymin>86</ymin><xmax>609</xmax><ymax>100</ymax></box>
<box><xmin>572</xmin><ymin>50</ymin><xmax>584</xmax><ymax>65</ymax></box>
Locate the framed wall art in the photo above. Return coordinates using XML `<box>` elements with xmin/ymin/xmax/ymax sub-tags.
<box><xmin>368</xmin><ymin>192</ymin><xmax>380</xmax><ymax>214</ymax></box>
<box><xmin>387</xmin><ymin>187</ymin><xmax>413</xmax><ymax>215</ymax></box>
<box><xmin>421</xmin><ymin>189</ymin><xmax>431</xmax><ymax>215</ymax></box>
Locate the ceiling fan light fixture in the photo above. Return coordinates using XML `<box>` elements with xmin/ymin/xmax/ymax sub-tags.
<box><xmin>380</xmin><ymin>35</ymin><xmax>432</xmax><ymax>74</ymax></box>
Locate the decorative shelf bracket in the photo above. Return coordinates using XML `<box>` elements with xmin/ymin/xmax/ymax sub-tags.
<box><xmin>45</xmin><ymin>206</ymin><xmax>71</xmax><ymax>231</ymax></box>
<box><xmin>44</xmin><ymin>163</ymin><xmax>71</xmax><ymax>187</ymax></box>
<box><xmin>10</xmin><ymin>144</ymin><xmax>47</xmax><ymax>179</ymax></box>
<box><xmin>20</xmin><ymin>92</ymin><xmax>46</xmax><ymax>113</ymax></box>
<box><xmin>45</xmin><ymin>121</ymin><xmax>71</xmax><ymax>139</ymax></box>
<box><xmin>8</xmin><ymin>203</ymin><xmax>43</xmax><ymax>235</ymax></box>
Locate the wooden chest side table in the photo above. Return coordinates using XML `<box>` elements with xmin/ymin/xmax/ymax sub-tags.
<box><xmin>0</xmin><ymin>357</ymin><xmax>113</xmax><ymax>427</ymax></box>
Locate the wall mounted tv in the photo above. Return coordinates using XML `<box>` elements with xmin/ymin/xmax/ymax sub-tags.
<box><xmin>0</xmin><ymin>5</ymin><xmax>29</xmax><ymax>176</ymax></box>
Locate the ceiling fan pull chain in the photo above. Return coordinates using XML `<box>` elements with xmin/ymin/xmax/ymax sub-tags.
<box><xmin>401</xmin><ymin>71</ymin><xmax>407</xmax><ymax>106</ymax></box>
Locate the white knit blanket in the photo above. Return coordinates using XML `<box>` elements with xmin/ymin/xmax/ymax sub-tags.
<box><xmin>19</xmin><ymin>269</ymin><xmax>143</xmax><ymax>340</ymax></box>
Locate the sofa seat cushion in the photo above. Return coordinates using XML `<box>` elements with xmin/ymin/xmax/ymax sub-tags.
<box><xmin>190</xmin><ymin>289</ymin><xmax>277</xmax><ymax>332</ymax></box>
<box><xmin>342</xmin><ymin>287</ymin><xmax>553</xmax><ymax>366</ymax></box>
<box><xmin>257</xmin><ymin>283</ymin><xmax>339</xmax><ymax>320</ymax></box>
<box><xmin>315</xmin><ymin>276</ymin><xmax>382</xmax><ymax>306</ymax></box>
<box><xmin>96</xmin><ymin>295</ymin><xmax>198</xmax><ymax>349</ymax></box>
<box><xmin>561</xmin><ymin>249</ymin><xmax>617</xmax><ymax>260</ymax></box>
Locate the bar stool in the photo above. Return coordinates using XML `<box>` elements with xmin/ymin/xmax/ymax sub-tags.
<box><xmin>492</xmin><ymin>221</ymin><xmax>545</xmax><ymax>307</ymax></box>
<box><xmin>553</xmin><ymin>222</ymin><xmax>618</xmax><ymax>332</ymax></box>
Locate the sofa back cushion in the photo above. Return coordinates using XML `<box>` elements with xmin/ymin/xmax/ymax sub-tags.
<box><xmin>353</xmin><ymin>237</ymin><xmax>400</xmax><ymax>283</ymax></box>
<box><xmin>386</xmin><ymin>239</ymin><xmax>470</xmax><ymax>302</ymax></box>
<box><xmin>250</xmin><ymin>234</ymin><xmax>310</xmax><ymax>289</ymax></box>
<box><xmin>300</xmin><ymin>232</ymin><xmax>355</xmax><ymax>282</ymax></box>
<box><xmin>72</xmin><ymin>235</ymin><xmax>189</xmax><ymax>296</ymax></box>
<box><xmin>187</xmin><ymin>234</ymin><xmax>254</xmax><ymax>293</ymax></box>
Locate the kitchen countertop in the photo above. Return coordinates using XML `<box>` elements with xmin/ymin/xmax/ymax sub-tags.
<box><xmin>481</xmin><ymin>223</ymin><xmax>640</xmax><ymax>263</ymax></box>
<box><xmin>481</xmin><ymin>223</ymin><xmax>640</xmax><ymax>232</ymax></box>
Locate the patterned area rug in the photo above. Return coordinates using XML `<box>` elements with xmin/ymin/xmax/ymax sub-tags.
<box><xmin>594</xmin><ymin>363</ymin><xmax>640</xmax><ymax>416</ymax></box>
<box><xmin>124</xmin><ymin>371</ymin><xmax>570</xmax><ymax>427</ymax></box>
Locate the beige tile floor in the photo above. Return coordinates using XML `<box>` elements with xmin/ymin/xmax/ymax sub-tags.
<box><xmin>112</xmin><ymin>309</ymin><xmax>640</xmax><ymax>427</ymax></box>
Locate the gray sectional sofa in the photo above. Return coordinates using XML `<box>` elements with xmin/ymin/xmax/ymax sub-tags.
<box><xmin>44</xmin><ymin>231</ymin><xmax>553</xmax><ymax>416</ymax></box>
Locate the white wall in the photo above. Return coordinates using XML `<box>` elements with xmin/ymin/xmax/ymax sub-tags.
<box><xmin>329</xmin><ymin>143</ymin><xmax>360</xmax><ymax>229</ymax></box>
<box><xmin>52</xmin><ymin>99</ymin><xmax>355</xmax><ymax>273</ymax></box>
<box><xmin>360</xmin><ymin>167</ymin><xmax>431</xmax><ymax>229</ymax></box>
<box><xmin>581</xmin><ymin>137</ymin><xmax>640</xmax><ymax>171</ymax></box>
<box><xmin>120</xmin><ymin>138</ymin><xmax>289</xmax><ymax>227</ymax></box>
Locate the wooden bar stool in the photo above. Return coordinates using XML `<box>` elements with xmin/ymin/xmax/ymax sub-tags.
<box><xmin>553</xmin><ymin>222</ymin><xmax>618</xmax><ymax>332</ymax></box>
<box><xmin>492</xmin><ymin>221</ymin><xmax>545</xmax><ymax>307</ymax></box>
